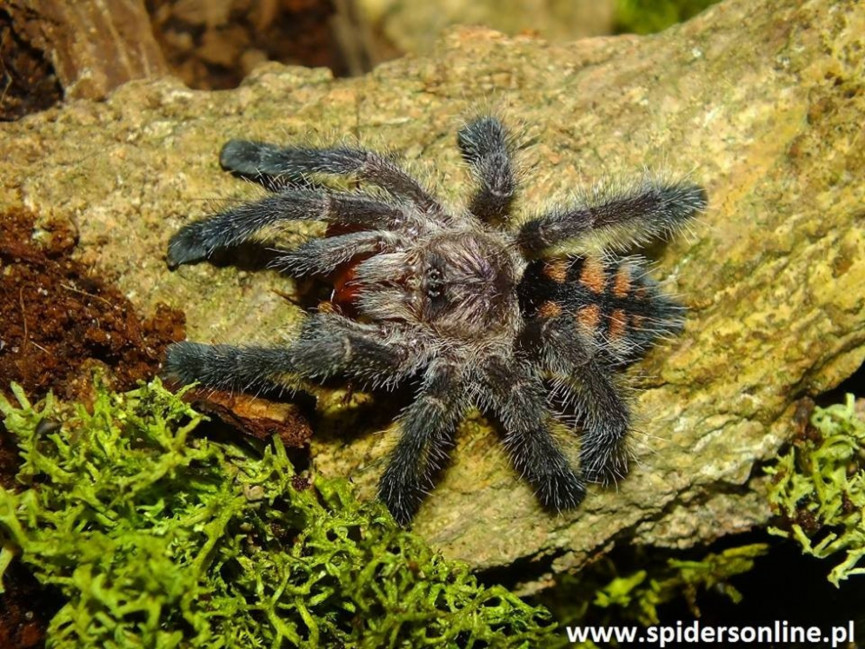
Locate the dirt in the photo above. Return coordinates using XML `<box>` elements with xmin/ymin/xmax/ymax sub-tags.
<box><xmin>0</xmin><ymin>207</ymin><xmax>186</xmax><ymax>403</ymax></box>
<box><xmin>0</xmin><ymin>561</ymin><xmax>61</xmax><ymax>649</ymax></box>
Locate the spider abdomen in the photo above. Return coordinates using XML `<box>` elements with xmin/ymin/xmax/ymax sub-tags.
<box><xmin>518</xmin><ymin>256</ymin><xmax>683</xmax><ymax>363</ymax></box>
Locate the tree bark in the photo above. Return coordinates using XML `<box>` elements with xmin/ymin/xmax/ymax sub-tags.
<box><xmin>4</xmin><ymin>0</ymin><xmax>167</xmax><ymax>100</ymax></box>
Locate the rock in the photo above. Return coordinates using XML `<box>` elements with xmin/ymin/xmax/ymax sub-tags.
<box><xmin>1</xmin><ymin>0</ymin><xmax>863</xmax><ymax>584</ymax></box>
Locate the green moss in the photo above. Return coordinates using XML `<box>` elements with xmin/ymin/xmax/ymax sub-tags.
<box><xmin>593</xmin><ymin>544</ymin><xmax>767</xmax><ymax>626</ymax></box>
<box><xmin>542</xmin><ymin>543</ymin><xmax>766</xmax><ymax>640</ymax></box>
<box><xmin>0</xmin><ymin>380</ymin><xmax>555</xmax><ymax>648</ymax></box>
<box><xmin>614</xmin><ymin>0</ymin><xmax>720</xmax><ymax>34</ymax></box>
<box><xmin>767</xmin><ymin>394</ymin><xmax>865</xmax><ymax>586</ymax></box>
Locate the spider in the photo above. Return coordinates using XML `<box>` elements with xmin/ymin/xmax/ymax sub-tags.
<box><xmin>164</xmin><ymin>116</ymin><xmax>706</xmax><ymax>525</ymax></box>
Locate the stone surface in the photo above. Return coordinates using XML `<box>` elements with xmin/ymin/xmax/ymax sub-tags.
<box><xmin>1</xmin><ymin>0</ymin><xmax>863</xmax><ymax>582</ymax></box>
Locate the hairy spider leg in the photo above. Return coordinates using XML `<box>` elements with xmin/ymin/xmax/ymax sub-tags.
<box><xmin>378</xmin><ymin>361</ymin><xmax>467</xmax><ymax>525</ymax></box>
<box><xmin>478</xmin><ymin>357</ymin><xmax>586</xmax><ymax>511</ymax></box>
<box><xmin>520</xmin><ymin>315</ymin><xmax>631</xmax><ymax>483</ymax></box>
<box><xmin>220</xmin><ymin>141</ymin><xmax>443</xmax><ymax>216</ymax></box>
<box><xmin>517</xmin><ymin>180</ymin><xmax>707</xmax><ymax>254</ymax></box>
<box><xmin>457</xmin><ymin>116</ymin><xmax>516</xmax><ymax>222</ymax></box>
<box><xmin>163</xmin><ymin>342</ymin><xmax>294</xmax><ymax>393</ymax></box>
<box><xmin>164</xmin><ymin>313</ymin><xmax>424</xmax><ymax>393</ymax></box>
<box><xmin>271</xmin><ymin>230</ymin><xmax>405</xmax><ymax>276</ymax></box>
<box><xmin>285</xmin><ymin>314</ymin><xmax>425</xmax><ymax>388</ymax></box>
<box><xmin>167</xmin><ymin>190</ymin><xmax>407</xmax><ymax>267</ymax></box>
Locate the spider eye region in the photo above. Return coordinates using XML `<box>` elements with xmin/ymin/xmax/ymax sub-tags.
<box><xmin>417</xmin><ymin>232</ymin><xmax>518</xmax><ymax>338</ymax></box>
<box><xmin>420</xmin><ymin>255</ymin><xmax>452</xmax><ymax>322</ymax></box>
<box><xmin>424</xmin><ymin>264</ymin><xmax>444</xmax><ymax>298</ymax></box>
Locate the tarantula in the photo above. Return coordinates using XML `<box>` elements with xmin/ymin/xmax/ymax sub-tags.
<box><xmin>164</xmin><ymin>116</ymin><xmax>706</xmax><ymax>524</ymax></box>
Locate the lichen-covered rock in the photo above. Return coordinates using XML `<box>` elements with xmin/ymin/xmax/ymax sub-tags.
<box><xmin>1</xmin><ymin>0</ymin><xmax>863</xmax><ymax>583</ymax></box>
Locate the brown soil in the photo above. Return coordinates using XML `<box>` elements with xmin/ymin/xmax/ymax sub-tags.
<box><xmin>0</xmin><ymin>207</ymin><xmax>185</xmax><ymax>403</ymax></box>
<box><xmin>0</xmin><ymin>561</ymin><xmax>61</xmax><ymax>649</ymax></box>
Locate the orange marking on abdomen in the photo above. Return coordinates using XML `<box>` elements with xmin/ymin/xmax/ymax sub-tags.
<box><xmin>576</xmin><ymin>304</ymin><xmax>601</xmax><ymax>332</ymax></box>
<box><xmin>612</xmin><ymin>266</ymin><xmax>631</xmax><ymax>298</ymax></box>
<box><xmin>538</xmin><ymin>300</ymin><xmax>563</xmax><ymax>318</ymax></box>
<box><xmin>543</xmin><ymin>259</ymin><xmax>569</xmax><ymax>283</ymax></box>
<box><xmin>609</xmin><ymin>308</ymin><xmax>627</xmax><ymax>341</ymax></box>
<box><xmin>579</xmin><ymin>258</ymin><xmax>606</xmax><ymax>294</ymax></box>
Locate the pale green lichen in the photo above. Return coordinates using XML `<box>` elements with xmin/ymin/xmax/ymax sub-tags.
<box><xmin>592</xmin><ymin>544</ymin><xmax>767</xmax><ymax>626</ymax></box>
<box><xmin>540</xmin><ymin>542</ymin><xmax>767</xmax><ymax>648</ymax></box>
<box><xmin>0</xmin><ymin>380</ymin><xmax>555</xmax><ymax>648</ymax></box>
<box><xmin>767</xmin><ymin>393</ymin><xmax>865</xmax><ymax>586</ymax></box>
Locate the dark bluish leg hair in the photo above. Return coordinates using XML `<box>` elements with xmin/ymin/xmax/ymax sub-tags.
<box><xmin>272</xmin><ymin>230</ymin><xmax>402</xmax><ymax>276</ymax></box>
<box><xmin>167</xmin><ymin>190</ymin><xmax>405</xmax><ymax>268</ymax></box>
<box><xmin>517</xmin><ymin>180</ymin><xmax>707</xmax><ymax>255</ymax></box>
<box><xmin>221</xmin><ymin>159</ymin><xmax>324</xmax><ymax>193</ymax></box>
<box><xmin>378</xmin><ymin>361</ymin><xmax>466</xmax><ymax>525</ymax></box>
<box><xmin>553</xmin><ymin>356</ymin><xmax>630</xmax><ymax>484</ymax></box>
<box><xmin>457</xmin><ymin>116</ymin><xmax>515</xmax><ymax>222</ymax></box>
<box><xmin>164</xmin><ymin>314</ymin><xmax>422</xmax><ymax>392</ymax></box>
<box><xmin>220</xmin><ymin>141</ymin><xmax>442</xmax><ymax>215</ymax></box>
<box><xmin>479</xmin><ymin>356</ymin><xmax>585</xmax><ymax>511</ymax></box>
<box><xmin>566</xmin><ymin>366</ymin><xmax>630</xmax><ymax>484</ymax></box>
<box><xmin>163</xmin><ymin>342</ymin><xmax>294</xmax><ymax>393</ymax></box>
<box><xmin>520</xmin><ymin>316</ymin><xmax>630</xmax><ymax>483</ymax></box>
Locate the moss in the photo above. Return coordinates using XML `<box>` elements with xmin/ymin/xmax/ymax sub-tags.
<box><xmin>539</xmin><ymin>543</ymin><xmax>767</xmax><ymax>647</ymax></box>
<box><xmin>614</xmin><ymin>0</ymin><xmax>720</xmax><ymax>34</ymax></box>
<box><xmin>591</xmin><ymin>544</ymin><xmax>767</xmax><ymax>625</ymax></box>
<box><xmin>767</xmin><ymin>394</ymin><xmax>865</xmax><ymax>586</ymax></box>
<box><xmin>0</xmin><ymin>380</ymin><xmax>555</xmax><ymax>648</ymax></box>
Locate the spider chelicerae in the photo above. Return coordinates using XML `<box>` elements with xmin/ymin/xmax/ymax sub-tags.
<box><xmin>164</xmin><ymin>116</ymin><xmax>706</xmax><ymax>524</ymax></box>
